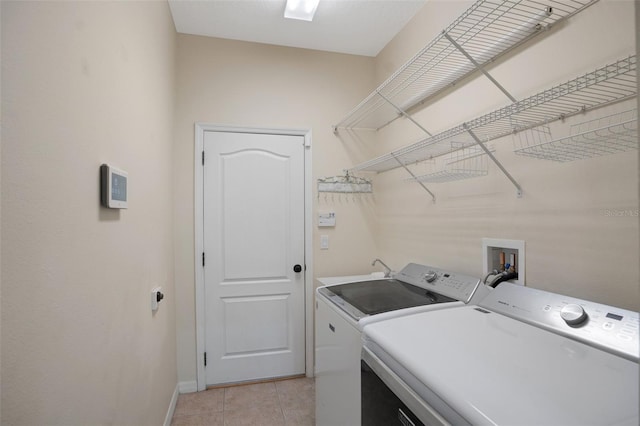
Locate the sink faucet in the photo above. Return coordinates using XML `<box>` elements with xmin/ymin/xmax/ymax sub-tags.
<box><xmin>371</xmin><ymin>258</ymin><xmax>393</xmax><ymax>278</ymax></box>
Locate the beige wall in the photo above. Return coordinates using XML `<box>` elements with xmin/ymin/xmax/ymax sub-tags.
<box><xmin>174</xmin><ymin>0</ymin><xmax>639</xmax><ymax>385</ymax></box>
<box><xmin>365</xmin><ymin>0</ymin><xmax>639</xmax><ymax>309</ymax></box>
<box><xmin>1</xmin><ymin>1</ymin><xmax>177</xmax><ymax>424</ymax></box>
<box><xmin>174</xmin><ymin>35</ymin><xmax>377</xmax><ymax>384</ymax></box>
<box><xmin>2</xmin><ymin>0</ymin><xmax>635</xmax><ymax>407</ymax></box>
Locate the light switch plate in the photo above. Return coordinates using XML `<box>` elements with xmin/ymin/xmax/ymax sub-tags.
<box><xmin>320</xmin><ymin>235</ymin><xmax>329</xmax><ymax>250</ymax></box>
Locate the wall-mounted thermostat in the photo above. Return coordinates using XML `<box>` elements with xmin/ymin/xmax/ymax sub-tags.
<box><xmin>100</xmin><ymin>164</ymin><xmax>128</xmax><ymax>209</ymax></box>
<box><xmin>318</xmin><ymin>212</ymin><xmax>336</xmax><ymax>227</ymax></box>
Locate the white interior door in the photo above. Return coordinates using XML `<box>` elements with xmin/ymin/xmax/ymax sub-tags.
<box><xmin>203</xmin><ymin>130</ymin><xmax>306</xmax><ymax>385</ymax></box>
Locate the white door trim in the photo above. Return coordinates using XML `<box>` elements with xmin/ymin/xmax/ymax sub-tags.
<box><xmin>194</xmin><ymin>123</ymin><xmax>313</xmax><ymax>391</ymax></box>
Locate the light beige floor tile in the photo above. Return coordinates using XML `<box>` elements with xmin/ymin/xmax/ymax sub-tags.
<box><xmin>224</xmin><ymin>382</ymin><xmax>280</xmax><ymax>412</ymax></box>
<box><xmin>275</xmin><ymin>377</ymin><xmax>314</xmax><ymax>396</ymax></box>
<box><xmin>224</xmin><ymin>406</ymin><xmax>285</xmax><ymax>426</ymax></box>
<box><xmin>173</xmin><ymin>388</ymin><xmax>225</xmax><ymax>416</ymax></box>
<box><xmin>171</xmin><ymin>378</ymin><xmax>315</xmax><ymax>426</ymax></box>
<box><xmin>275</xmin><ymin>377</ymin><xmax>315</xmax><ymax>411</ymax></box>
<box><xmin>282</xmin><ymin>406</ymin><xmax>315</xmax><ymax>426</ymax></box>
<box><xmin>171</xmin><ymin>411</ymin><xmax>224</xmax><ymax>426</ymax></box>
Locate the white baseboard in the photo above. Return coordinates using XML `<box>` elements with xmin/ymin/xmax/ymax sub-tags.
<box><xmin>178</xmin><ymin>380</ymin><xmax>198</xmax><ymax>394</ymax></box>
<box><xmin>164</xmin><ymin>384</ymin><xmax>180</xmax><ymax>426</ymax></box>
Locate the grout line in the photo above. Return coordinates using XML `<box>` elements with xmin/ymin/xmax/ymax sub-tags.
<box><xmin>222</xmin><ymin>387</ymin><xmax>226</xmax><ymax>426</ymax></box>
<box><xmin>274</xmin><ymin>380</ymin><xmax>286</xmax><ymax>425</ymax></box>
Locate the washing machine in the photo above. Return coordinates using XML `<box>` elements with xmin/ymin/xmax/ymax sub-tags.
<box><xmin>361</xmin><ymin>282</ymin><xmax>639</xmax><ymax>425</ymax></box>
<box><xmin>315</xmin><ymin>262</ymin><xmax>488</xmax><ymax>426</ymax></box>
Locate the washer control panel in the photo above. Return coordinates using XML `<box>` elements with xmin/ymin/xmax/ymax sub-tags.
<box><xmin>394</xmin><ymin>263</ymin><xmax>481</xmax><ymax>304</ymax></box>
<box><xmin>480</xmin><ymin>283</ymin><xmax>639</xmax><ymax>361</ymax></box>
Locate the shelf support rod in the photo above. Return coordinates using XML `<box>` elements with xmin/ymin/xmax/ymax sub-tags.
<box><xmin>464</xmin><ymin>125</ymin><xmax>522</xmax><ymax>198</ymax></box>
<box><xmin>376</xmin><ymin>91</ymin><xmax>433</xmax><ymax>137</ymax></box>
<box><xmin>391</xmin><ymin>153</ymin><xmax>437</xmax><ymax>203</ymax></box>
<box><xmin>443</xmin><ymin>32</ymin><xmax>517</xmax><ymax>104</ymax></box>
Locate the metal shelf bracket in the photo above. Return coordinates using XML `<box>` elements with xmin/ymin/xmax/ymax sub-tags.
<box><xmin>373</xmin><ymin>91</ymin><xmax>438</xmax><ymax>201</ymax></box>
<box><xmin>442</xmin><ymin>32</ymin><xmax>517</xmax><ymax>103</ymax></box>
<box><xmin>376</xmin><ymin>91</ymin><xmax>433</xmax><ymax>138</ymax></box>
<box><xmin>392</xmin><ymin>154</ymin><xmax>437</xmax><ymax>203</ymax></box>
<box><xmin>465</xmin><ymin>124</ymin><xmax>522</xmax><ymax>198</ymax></box>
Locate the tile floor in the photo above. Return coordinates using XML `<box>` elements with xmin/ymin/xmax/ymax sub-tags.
<box><xmin>171</xmin><ymin>377</ymin><xmax>315</xmax><ymax>426</ymax></box>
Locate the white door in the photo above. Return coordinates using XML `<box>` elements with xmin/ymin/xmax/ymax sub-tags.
<box><xmin>203</xmin><ymin>130</ymin><xmax>306</xmax><ymax>385</ymax></box>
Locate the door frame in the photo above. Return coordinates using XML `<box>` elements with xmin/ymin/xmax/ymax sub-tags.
<box><xmin>194</xmin><ymin>123</ymin><xmax>313</xmax><ymax>391</ymax></box>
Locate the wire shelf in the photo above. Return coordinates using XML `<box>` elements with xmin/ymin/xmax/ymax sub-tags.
<box><xmin>334</xmin><ymin>0</ymin><xmax>597</xmax><ymax>131</ymax></box>
<box><xmin>351</xmin><ymin>55</ymin><xmax>637</xmax><ymax>173</ymax></box>
<box><xmin>412</xmin><ymin>169</ymin><xmax>489</xmax><ymax>183</ymax></box>
<box><xmin>512</xmin><ymin>122</ymin><xmax>553</xmax><ymax>154</ymax></box>
<box><xmin>514</xmin><ymin>109</ymin><xmax>638</xmax><ymax>161</ymax></box>
<box><xmin>409</xmin><ymin>145</ymin><xmax>490</xmax><ymax>183</ymax></box>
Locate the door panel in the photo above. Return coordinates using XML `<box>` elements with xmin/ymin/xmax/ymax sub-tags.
<box><xmin>203</xmin><ymin>131</ymin><xmax>305</xmax><ymax>385</ymax></box>
<box><xmin>220</xmin><ymin>149</ymin><xmax>290</xmax><ymax>280</ymax></box>
<box><xmin>222</xmin><ymin>295</ymin><xmax>289</xmax><ymax>355</ymax></box>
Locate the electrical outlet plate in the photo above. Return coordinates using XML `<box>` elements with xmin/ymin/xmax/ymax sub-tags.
<box><xmin>482</xmin><ymin>238</ymin><xmax>525</xmax><ymax>286</ymax></box>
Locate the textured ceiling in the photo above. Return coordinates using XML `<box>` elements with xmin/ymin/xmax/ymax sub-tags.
<box><xmin>168</xmin><ymin>0</ymin><xmax>426</xmax><ymax>57</ymax></box>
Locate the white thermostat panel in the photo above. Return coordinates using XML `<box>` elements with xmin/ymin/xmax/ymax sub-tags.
<box><xmin>100</xmin><ymin>164</ymin><xmax>128</xmax><ymax>209</ymax></box>
<box><xmin>318</xmin><ymin>212</ymin><xmax>336</xmax><ymax>227</ymax></box>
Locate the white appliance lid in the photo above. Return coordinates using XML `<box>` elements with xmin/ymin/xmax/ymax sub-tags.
<box><xmin>363</xmin><ymin>305</ymin><xmax>639</xmax><ymax>426</ymax></box>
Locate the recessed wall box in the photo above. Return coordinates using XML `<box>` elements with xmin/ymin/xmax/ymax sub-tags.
<box><xmin>482</xmin><ymin>238</ymin><xmax>525</xmax><ymax>286</ymax></box>
<box><xmin>100</xmin><ymin>164</ymin><xmax>128</xmax><ymax>209</ymax></box>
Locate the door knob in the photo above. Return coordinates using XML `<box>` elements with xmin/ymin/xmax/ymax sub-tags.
<box><xmin>293</xmin><ymin>264</ymin><xmax>302</xmax><ymax>273</ymax></box>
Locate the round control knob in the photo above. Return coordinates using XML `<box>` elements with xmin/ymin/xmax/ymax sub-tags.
<box><xmin>424</xmin><ymin>271</ymin><xmax>437</xmax><ymax>283</ymax></box>
<box><xmin>560</xmin><ymin>304</ymin><xmax>588</xmax><ymax>326</ymax></box>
